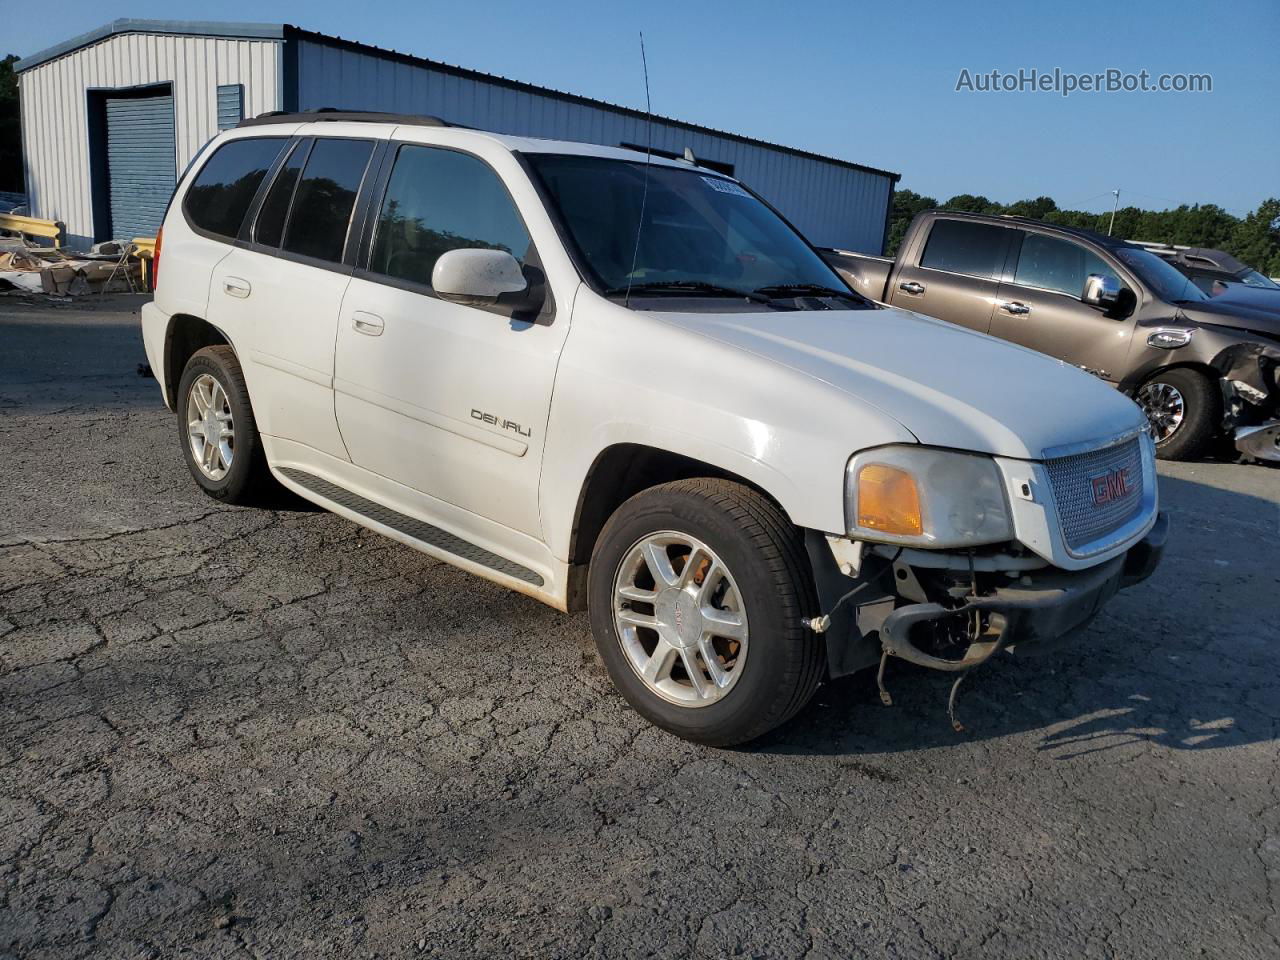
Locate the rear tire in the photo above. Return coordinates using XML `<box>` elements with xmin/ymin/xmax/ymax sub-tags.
<box><xmin>176</xmin><ymin>346</ymin><xmax>275</xmax><ymax>504</ymax></box>
<box><xmin>587</xmin><ymin>478</ymin><xmax>824</xmax><ymax>746</ymax></box>
<box><xmin>1137</xmin><ymin>368</ymin><xmax>1220</xmax><ymax>461</ymax></box>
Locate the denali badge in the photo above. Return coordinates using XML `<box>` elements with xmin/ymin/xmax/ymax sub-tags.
<box><xmin>1090</xmin><ymin>467</ymin><xmax>1131</xmax><ymax>506</ymax></box>
<box><xmin>471</xmin><ymin>408</ymin><xmax>532</xmax><ymax>438</ymax></box>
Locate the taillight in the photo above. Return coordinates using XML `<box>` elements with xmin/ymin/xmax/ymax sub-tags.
<box><xmin>151</xmin><ymin>228</ymin><xmax>163</xmax><ymax>292</ymax></box>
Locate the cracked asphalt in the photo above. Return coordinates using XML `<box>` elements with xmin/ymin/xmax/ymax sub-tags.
<box><xmin>1</xmin><ymin>294</ymin><xmax>1278</xmax><ymax>959</ymax></box>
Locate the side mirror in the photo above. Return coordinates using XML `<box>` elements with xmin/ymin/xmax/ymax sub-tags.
<box><xmin>1082</xmin><ymin>273</ymin><xmax>1120</xmax><ymax>308</ymax></box>
<box><xmin>432</xmin><ymin>249</ymin><xmax>528</xmax><ymax>307</ymax></box>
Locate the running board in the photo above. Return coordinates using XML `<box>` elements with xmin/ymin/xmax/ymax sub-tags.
<box><xmin>278</xmin><ymin>467</ymin><xmax>545</xmax><ymax>586</ymax></box>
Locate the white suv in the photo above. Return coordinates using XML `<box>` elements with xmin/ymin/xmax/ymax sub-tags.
<box><xmin>141</xmin><ymin>111</ymin><xmax>1167</xmax><ymax>745</ymax></box>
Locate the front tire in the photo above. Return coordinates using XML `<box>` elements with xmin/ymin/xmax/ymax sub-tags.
<box><xmin>1137</xmin><ymin>368</ymin><xmax>1220</xmax><ymax>461</ymax></box>
<box><xmin>587</xmin><ymin>479</ymin><xmax>824</xmax><ymax>746</ymax></box>
<box><xmin>176</xmin><ymin>345</ymin><xmax>274</xmax><ymax>504</ymax></box>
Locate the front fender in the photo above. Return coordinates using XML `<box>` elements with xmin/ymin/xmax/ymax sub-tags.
<box><xmin>1121</xmin><ymin>320</ymin><xmax>1280</xmax><ymax>424</ymax></box>
<box><xmin>538</xmin><ymin>302</ymin><xmax>913</xmax><ymax>561</ymax></box>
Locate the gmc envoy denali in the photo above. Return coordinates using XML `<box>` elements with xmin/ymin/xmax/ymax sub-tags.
<box><xmin>141</xmin><ymin>112</ymin><xmax>1167</xmax><ymax>745</ymax></box>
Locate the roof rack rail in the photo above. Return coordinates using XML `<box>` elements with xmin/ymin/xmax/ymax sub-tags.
<box><xmin>1128</xmin><ymin>240</ymin><xmax>1190</xmax><ymax>252</ymax></box>
<box><xmin>238</xmin><ymin>108</ymin><xmax>451</xmax><ymax>129</ymax></box>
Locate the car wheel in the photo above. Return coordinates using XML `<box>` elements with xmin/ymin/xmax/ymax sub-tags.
<box><xmin>587</xmin><ymin>478</ymin><xmax>824</xmax><ymax>746</ymax></box>
<box><xmin>176</xmin><ymin>345</ymin><xmax>274</xmax><ymax>504</ymax></box>
<box><xmin>1136</xmin><ymin>368</ymin><xmax>1220</xmax><ymax>461</ymax></box>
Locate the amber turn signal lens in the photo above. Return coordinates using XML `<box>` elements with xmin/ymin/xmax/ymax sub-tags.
<box><xmin>857</xmin><ymin>464</ymin><xmax>923</xmax><ymax>536</ymax></box>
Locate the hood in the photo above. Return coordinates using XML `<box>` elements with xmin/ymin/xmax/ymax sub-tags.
<box><xmin>658</xmin><ymin>305</ymin><xmax>1145</xmax><ymax>461</ymax></box>
<box><xmin>1183</xmin><ymin>290</ymin><xmax>1280</xmax><ymax>336</ymax></box>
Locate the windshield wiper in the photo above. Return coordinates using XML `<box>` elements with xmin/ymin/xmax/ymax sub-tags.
<box><xmin>603</xmin><ymin>281</ymin><xmax>773</xmax><ymax>303</ymax></box>
<box><xmin>752</xmin><ymin>282</ymin><xmax>861</xmax><ymax>301</ymax></box>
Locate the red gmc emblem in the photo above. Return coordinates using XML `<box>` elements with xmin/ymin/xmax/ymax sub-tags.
<box><xmin>1090</xmin><ymin>467</ymin><xmax>1131</xmax><ymax>506</ymax></box>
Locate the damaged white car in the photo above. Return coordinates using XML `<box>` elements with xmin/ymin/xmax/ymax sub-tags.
<box><xmin>141</xmin><ymin>111</ymin><xmax>1167</xmax><ymax>745</ymax></box>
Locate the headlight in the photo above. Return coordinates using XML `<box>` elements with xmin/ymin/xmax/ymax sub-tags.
<box><xmin>845</xmin><ymin>446</ymin><xmax>1013</xmax><ymax>547</ymax></box>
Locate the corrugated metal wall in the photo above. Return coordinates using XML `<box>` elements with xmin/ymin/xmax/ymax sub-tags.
<box><xmin>18</xmin><ymin>33</ymin><xmax>281</xmax><ymax>245</ymax></box>
<box><xmin>294</xmin><ymin>39</ymin><xmax>892</xmax><ymax>253</ymax></box>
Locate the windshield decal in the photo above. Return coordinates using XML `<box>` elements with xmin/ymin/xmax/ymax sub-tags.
<box><xmin>701</xmin><ymin>176</ymin><xmax>752</xmax><ymax>199</ymax></box>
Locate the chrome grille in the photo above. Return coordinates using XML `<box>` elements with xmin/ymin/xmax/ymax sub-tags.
<box><xmin>1045</xmin><ymin>436</ymin><xmax>1144</xmax><ymax>552</ymax></box>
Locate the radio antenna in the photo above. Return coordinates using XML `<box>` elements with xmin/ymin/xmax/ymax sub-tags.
<box><xmin>624</xmin><ymin>32</ymin><xmax>653</xmax><ymax>309</ymax></box>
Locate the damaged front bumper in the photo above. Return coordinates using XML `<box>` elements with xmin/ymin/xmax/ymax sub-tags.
<box><xmin>863</xmin><ymin>512</ymin><xmax>1169</xmax><ymax>730</ymax></box>
<box><xmin>1234</xmin><ymin>420</ymin><xmax>1280</xmax><ymax>462</ymax></box>
<box><xmin>1217</xmin><ymin>341</ymin><xmax>1280</xmax><ymax>461</ymax></box>
<box><xmin>880</xmin><ymin>511</ymin><xmax>1169</xmax><ymax>672</ymax></box>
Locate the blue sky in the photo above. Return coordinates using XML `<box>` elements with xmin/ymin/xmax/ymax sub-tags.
<box><xmin>10</xmin><ymin>0</ymin><xmax>1278</xmax><ymax>215</ymax></box>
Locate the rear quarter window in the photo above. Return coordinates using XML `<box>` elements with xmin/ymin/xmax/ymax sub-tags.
<box><xmin>183</xmin><ymin>137</ymin><xmax>288</xmax><ymax>240</ymax></box>
<box><xmin>919</xmin><ymin>219</ymin><xmax>1009</xmax><ymax>280</ymax></box>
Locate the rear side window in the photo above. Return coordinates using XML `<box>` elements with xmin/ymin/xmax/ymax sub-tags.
<box><xmin>368</xmin><ymin>145</ymin><xmax>531</xmax><ymax>288</ymax></box>
<box><xmin>184</xmin><ymin>137</ymin><xmax>287</xmax><ymax>239</ymax></box>
<box><xmin>919</xmin><ymin>219</ymin><xmax>1009</xmax><ymax>280</ymax></box>
<box><xmin>253</xmin><ymin>140</ymin><xmax>307</xmax><ymax>248</ymax></box>
<box><xmin>281</xmin><ymin>138</ymin><xmax>375</xmax><ymax>264</ymax></box>
<box><xmin>1013</xmin><ymin>233</ymin><xmax>1119</xmax><ymax>298</ymax></box>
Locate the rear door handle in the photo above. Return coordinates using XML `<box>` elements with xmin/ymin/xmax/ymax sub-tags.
<box><xmin>351</xmin><ymin>311</ymin><xmax>385</xmax><ymax>336</ymax></box>
<box><xmin>998</xmin><ymin>300</ymin><xmax>1031</xmax><ymax>315</ymax></box>
<box><xmin>222</xmin><ymin>277</ymin><xmax>251</xmax><ymax>299</ymax></box>
<box><xmin>898</xmin><ymin>281</ymin><xmax>925</xmax><ymax>295</ymax></box>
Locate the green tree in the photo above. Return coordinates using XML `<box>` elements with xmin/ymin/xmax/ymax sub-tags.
<box><xmin>1229</xmin><ymin>198</ymin><xmax>1280</xmax><ymax>276</ymax></box>
<box><xmin>884</xmin><ymin>188</ymin><xmax>937</xmax><ymax>255</ymax></box>
<box><xmin>0</xmin><ymin>54</ymin><xmax>21</xmax><ymax>193</ymax></box>
<box><xmin>1005</xmin><ymin>196</ymin><xmax>1058</xmax><ymax>219</ymax></box>
<box><xmin>940</xmin><ymin>193</ymin><xmax>1000</xmax><ymax>214</ymax></box>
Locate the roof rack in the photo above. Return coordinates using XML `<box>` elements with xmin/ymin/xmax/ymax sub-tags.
<box><xmin>1128</xmin><ymin>240</ymin><xmax>1190</xmax><ymax>252</ymax></box>
<box><xmin>238</xmin><ymin>108</ymin><xmax>451</xmax><ymax>129</ymax></box>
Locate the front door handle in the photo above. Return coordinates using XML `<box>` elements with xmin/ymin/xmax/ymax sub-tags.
<box><xmin>998</xmin><ymin>300</ymin><xmax>1031</xmax><ymax>315</ymax></box>
<box><xmin>351</xmin><ymin>311</ymin><xmax>385</xmax><ymax>336</ymax></box>
<box><xmin>222</xmin><ymin>277</ymin><xmax>251</xmax><ymax>299</ymax></box>
<box><xmin>899</xmin><ymin>281</ymin><xmax>926</xmax><ymax>295</ymax></box>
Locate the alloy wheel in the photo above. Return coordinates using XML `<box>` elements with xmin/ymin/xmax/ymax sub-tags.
<box><xmin>612</xmin><ymin>532</ymin><xmax>749</xmax><ymax>707</ymax></box>
<box><xmin>1137</xmin><ymin>381</ymin><xmax>1186</xmax><ymax>443</ymax></box>
<box><xmin>186</xmin><ymin>373</ymin><xmax>235</xmax><ymax>480</ymax></box>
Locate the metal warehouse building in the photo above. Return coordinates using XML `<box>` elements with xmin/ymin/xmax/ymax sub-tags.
<box><xmin>16</xmin><ymin>19</ymin><xmax>899</xmax><ymax>251</ymax></box>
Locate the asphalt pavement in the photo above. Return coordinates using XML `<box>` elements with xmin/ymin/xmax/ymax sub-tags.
<box><xmin>2</xmin><ymin>294</ymin><xmax>1277</xmax><ymax>959</ymax></box>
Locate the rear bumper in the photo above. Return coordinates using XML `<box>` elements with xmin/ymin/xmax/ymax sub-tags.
<box><xmin>139</xmin><ymin>300</ymin><xmax>170</xmax><ymax>410</ymax></box>
<box><xmin>879</xmin><ymin>511</ymin><xmax>1168</xmax><ymax>671</ymax></box>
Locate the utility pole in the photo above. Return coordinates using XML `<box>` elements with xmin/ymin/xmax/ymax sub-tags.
<box><xmin>1108</xmin><ymin>189</ymin><xmax>1120</xmax><ymax>236</ymax></box>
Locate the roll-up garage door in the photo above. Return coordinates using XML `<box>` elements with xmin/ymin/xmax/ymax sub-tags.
<box><xmin>105</xmin><ymin>92</ymin><xmax>176</xmax><ymax>240</ymax></box>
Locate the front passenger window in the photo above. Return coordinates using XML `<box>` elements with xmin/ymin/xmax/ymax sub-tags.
<box><xmin>369</xmin><ymin>145</ymin><xmax>531</xmax><ymax>288</ymax></box>
<box><xmin>1014</xmin><ymin>233</ymin><xmax>1119</xmax><ymax>298</ymax></box>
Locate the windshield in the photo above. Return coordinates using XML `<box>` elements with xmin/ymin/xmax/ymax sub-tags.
<box><xmin>1113</xmin><ymin>247</ymin><xmax>1208</xmax><ymax>303</ymax></box>
<box><xmin>1240</xmin><ymin>269</ymin><xmax>1280</xmax><ymax>290</ymax></box>
<box><xmin>525</xmin><ymin>153</ymin><xmax>865</xmax><ymax>309</ymax></box>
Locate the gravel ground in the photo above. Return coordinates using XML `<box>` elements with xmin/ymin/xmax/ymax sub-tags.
<box><xmin>1</xmin><ymin>294</ymin><xmax>1278</xmax><ymax>959</ymax></box>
